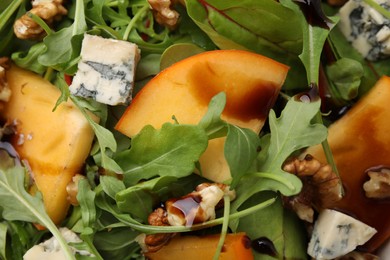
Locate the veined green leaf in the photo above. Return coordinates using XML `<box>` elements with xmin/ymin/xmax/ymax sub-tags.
<box><xmin>259</xmin><ymin>98</ymin><xmax>327</xmax><ymax>173</ymax></box>
<box><xmin>230</xmin><ymin>98</ymin><xmax>327</xmax><ymax>231</ymax></box>
<box><xmin>116</xmin><ymin>123</ymin><xmax>208</xmax><ymax>186</ymax></box>
<box><xmin>225</xmin><ymin>125</ymin><xmax>260</xmax><ymax>188</ymax></box>
<box><xmin>280</xmin><ymin>0</ymin><xmax>338</xmax><ymax>85</ymax></box>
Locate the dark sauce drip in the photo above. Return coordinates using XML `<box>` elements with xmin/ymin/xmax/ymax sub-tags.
<box><xmin>251</xmin><ymin>237</ymin><xmax>278</xmax><ymax>257</ymax></box>
<box><xmin>295</xmin><ymin>82</ymin><xmax>320</xmax><ymax>103</ymax></box>
<box><xmin>166</xmin><ymin>194</ymin><xmax>203</xmax><ymax>227</ymax></box>
<box><xmin>294</xmin><ymin>0</ymin><xmax>333</xmax><ymax>29</ymax></box>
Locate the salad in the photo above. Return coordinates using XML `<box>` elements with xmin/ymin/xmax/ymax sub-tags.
<box><xmin>0</xmin><ymin>0</ymin><xmax>390</xmax><ymax>259</ymax></box>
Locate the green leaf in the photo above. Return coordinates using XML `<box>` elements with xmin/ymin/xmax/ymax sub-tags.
<box><xmin>225</xmin><ymin>125</ymin><xmax>261</xmax><ymax>188</ymax></box>
<box><xmin>11</xmin><ymin>42</ymin><xmax>48</xmax><ymax>75</ymax></box>
<box><xmin>259</xmin><ymin>98</ymin><xmax>327</xmax><ymax>174</ymax></box>
<box><xmin>230</xmin><ymin>98</ymin><xmax>327</xmax><ymax>224</ymax></box>
<box><xmin>235</xmin><ymin>193</ymin><xmax>307</xmax><ymax>260</ymax></box>
<box><xmin>116</xmin><ymin>176</ymin><xmax>178</xmax><ymax>221</ymax></box>
<box><xmin>93</xmin><ymin>227</ymin><xmax>141</xmax><ymax>260</ymax></box>
<box><xmin>116</xmin><ymin>123</ymin><xmax>208</xmax><ymax>186</ymax></box>
<box><xmin>280</xmin><ymin>0</ymin><xmax>338</xmax><ymax>84</ymax></box>
<box><xmin>0</xmin><ymin>222</ymin><xmax>7</xmax><ymax>260</ymax></box>
<box><xmin>100</xmin><ymin>176</ymin><xmax>126</xmax><ymax>200</ymax></box>
<box><xmin>160</xmin><ymin>43</ymin><xmax>205</xmax><ymax>70</ymax></box>
<box><xmin>77</xmin><ymin>179</ymin><xmax>97</xmax><ymax>230</ymax></box>
<box><xmin>0</xmin><ymin>154</ymin><xmax>76</xmax><ymax>259</ymax></box>
<box><xmin>198</xmin><ymin>92</ymin><xmax>228</xmax><ymax>139</ymax></box>
<box><xmin>70</xmin><ymin>96</ymin><xmax>123</xmax><ymax>174</ymax></box>
<box><xmin>38</xmin><ymin>0</ymin><xmax>87</xmax><ymax>72</ymax></box>
<box><xmin>326</xmin><ymin>58</ymin><xmax>364</xmax><ymax>101</ymax></box>
<box><xmin>327</xmin><ymin>27</ymin><xmax>390</xmax><ymax>97</ymax></box>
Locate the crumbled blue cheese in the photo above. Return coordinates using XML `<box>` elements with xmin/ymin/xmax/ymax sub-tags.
<box><xmin>338</xmin><ymin>0</ymin><xmax>390</xmax><ymax>61</ymax></box>
<box><xmin>307</xmin><ymin>209</ymin><xmax>377</xmax><ymax>259</ymax></box>
<box><xmin>69</xmin><ymin>34</ymin><xmax>140</xmax><ymax>105</ymax></box>
<box><xmin>23</xmin><ymin>227</ymin><xmax>94</xmax><ymax>260</ymax></box>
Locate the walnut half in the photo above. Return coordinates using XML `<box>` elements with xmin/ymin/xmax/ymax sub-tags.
<box><xmin>283</xmin><ymin>154</ymin><xmax>343</xmax><ymax>223</ymax></box>
<box><xmin>148</xmin><ymin>0</ymin><xmax>181</xmax><ymax>29</ymax></box>
<box><xmin>14</xmin><ymin>0</ymin><xmax>68</xmax><ymax>40</ymax></box>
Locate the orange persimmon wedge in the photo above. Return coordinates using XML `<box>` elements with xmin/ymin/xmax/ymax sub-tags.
<box><xmin>306</xmin><ymin>76</ymin><xmax>390</xmax><ymax>252</ymax></box>
<box><xmin>144</xmin><ymin>233</ymin><xmax>254</xmax><ymax>260</ymax></box>
<box><xmin>1</xmin><ymin>65</ymin><xmax>97</xmax><ymax>225</ymax></box>
<box><xmin>115</xmin><ymin>50</ymin><xmax>289</xmax><ymax>182</ymax></box>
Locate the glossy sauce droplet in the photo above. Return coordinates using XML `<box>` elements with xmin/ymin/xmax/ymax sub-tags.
<box><xmin>295</xmin><ymin>82</ymin><xmax>320</xmax><ymax>103</ymax></box>
<box><xmin>251</xmin><ymin>237</ymin><xmax>278</xmax><ymax>257</ymax></box>
<box><xmin>166</xmin><ymin>193</ymin><xmax>203</xmax><ymax>227</ymax></box>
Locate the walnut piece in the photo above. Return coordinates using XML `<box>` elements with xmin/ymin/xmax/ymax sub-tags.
<box><xmin>148</xmin><ymin>0</ymin><xmax>180</xmax><ymax>29</ymax></box>
<box><xmin>144</xmin><ymin>208</ymin><xmax>175</xmax><ymax>253</ymax></box>
<box><xmin>65</xmin><ymin>174</ymin><xmax>86</xmax><ymax>206</ymax></box>
<box><xmin>142</xmin><ymin>183</ymin><xmax>235</xmax><ymax>253</ymax></box>
<box><xmin>363</xmin><ymin>168</ymin><xmax>390</xmax><ymax>199</ymax></box>
<box><xmin>0</xmin><ymin>57</ymin><xmax>11</xmax><ymax>104</ymax></box>
<box><xmin>166</xmin><ymin>183</ymin><xmax>235</xmax><ymax>226</ymax></box>
<box><xmin>14</xmin><ymin>0</ymin><xmax>68</xmax><ymax>40</ymax></box>
<box><xmin>283</xmin><ymin>154</ymin><xmax>343</xmax><ymax>222</ymax></box>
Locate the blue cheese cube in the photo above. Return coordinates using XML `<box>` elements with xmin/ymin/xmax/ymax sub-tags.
<box><xmin>338</xmin><ymin>0</ymin><xmax>390</xmax><ymax>61</ymax></box>
<box><xmin>69</xmin><ymin>34</ymin><xmax>140</xmax><ymax>105</ymax></box>
<box><xmin>307</xmin><ymin>209</ymin><xmax>377</xmax><ymax>259</ymax></box>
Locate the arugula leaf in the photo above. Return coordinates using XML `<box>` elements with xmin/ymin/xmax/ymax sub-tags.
<box><xmin>38</xmin><ymin>0</ymin><xmax>87</xmax><ymax>73</ymax></box>
<box><xmin>258</xmin><ymin>99</ymin><xmax>327</xmax><ymax>174</ymax></box>
<box><xmin>76</xmin><ymin>179</ymin><xmax>103</xmax><ymax>259</ymax></box>
<box><xmin>326</xmin><ymin>57</ymin><xmax>364</xmax><ymax>101</ymax></box>
<box><xmin>198</xmin><ymin>92</ymin><xmax>228</xmax><ymax>139</ymax></box>
<box><xmin>225</xmin><ymin>125</ymin><xmax>261</xmax><ymax>188</ymax></box>
<box><xmin>116</xmin><ymin>123</ymin><xmax>208</xmax><ymax>186</ymax></box>
<box><xmin>100</xmin><ymin>176</ymin><xmax>126</xmax><ymax>200</ymax></box>
<box><xmin>93</xmin><ymin>227</ymin><xmax>142</xmax><ymax>260</ymax></box>
<box><xmin>116</xmin><ymin>176</ymin><xmax>179</xmax><ymax>221</ymax></box>
<box><xmin>0</xmin><ymin>152</ymin><xmax>76</xmax><ymax>260</ymax></box>
<box><xmin>230</xmin><ymin>98</ymin><xmax>327</xmax><ymax>228</ymax></box>
<box><xmin>11</xmin><ymin>42</ymin><xmax>48</xmax><ymax>74</ymax></box>
<box><xmin>70</xmin><ymin>96</ymin><xmax>123</xmax><ymax>174</ymax></box>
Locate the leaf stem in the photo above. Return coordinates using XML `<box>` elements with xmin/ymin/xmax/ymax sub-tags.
<box><xmin>0</xmin><ymin>0</ymin><xmax>23</xmax><ymax>31</ymax></box>
<box><xmin>213</xmin><ymin>195</ymin><xmax>230</xmax><ymax>260</ymax></box>
<box><xmin>314</xmin><ymin>112</ymin><xmax>345</xmax><ymax>196</ymax></box>
<box><xmin>28</xmin><ymin>12</ymin><xmax>52</xmax><ymax>35</ymax></box>
<box><xmin>110</xmin><ymin>197</ymin><xmax>276</xmax><ymax>234</ymax></box>
<box><xmin>122</xmin><ymin>4</ymin><xmax>149</xmax><ymax>41</ymax></box>
<box><xmin>252</xmin><ymin>172</ymin><xmax>296</xmax><ymax>191</ymax></box>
